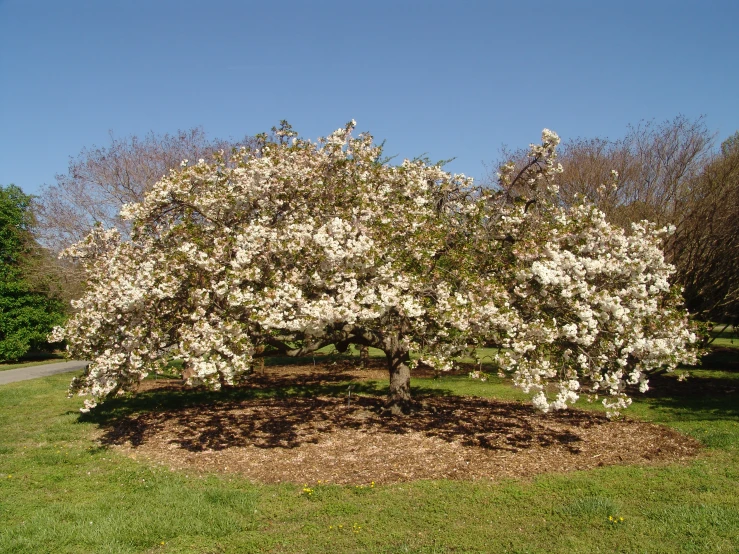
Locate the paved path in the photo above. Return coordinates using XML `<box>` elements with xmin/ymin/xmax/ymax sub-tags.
<box><xmin>0</xmin><ymin>361</ymin><xmax>88</xmax><ymax>385</ymax></box>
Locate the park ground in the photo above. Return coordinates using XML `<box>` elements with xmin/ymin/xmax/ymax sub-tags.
<box><xmin>0</xmin><ymin>343</ymin><xmax>737</xmax><ymax>553</ymax></box>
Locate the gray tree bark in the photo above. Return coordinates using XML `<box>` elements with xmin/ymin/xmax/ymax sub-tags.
<box><xmin>386</xmin><ymin>345</ymin><xmax>412</xmax><ymax>415</ymax></box>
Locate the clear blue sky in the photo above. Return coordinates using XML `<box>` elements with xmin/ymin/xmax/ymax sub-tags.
<box><xmin>2</xmin><ymin>0</ymin><xmax>738</xmax><ymax>196</ymax></box>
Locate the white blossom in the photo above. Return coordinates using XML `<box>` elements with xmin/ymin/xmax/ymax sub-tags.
<box><xmin>54</xmin><ymin>124</ymin><xmax>699</xmax><ymax>417</ymax></box>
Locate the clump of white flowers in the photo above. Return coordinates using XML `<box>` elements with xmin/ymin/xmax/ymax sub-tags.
<box><xmin>54</xmin><ymin>123</ymin><xmax>699</xmax><ymax>416</ymax></box>
<box><xmin>490</xmin><ymin>203</ymin><xmax>700</xmax><ymax>416</ymax></box>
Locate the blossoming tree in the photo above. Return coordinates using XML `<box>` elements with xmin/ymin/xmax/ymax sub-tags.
<box><xmin>53</xmin><ymin>122</ymin><xmax>698</xmax><ymax>415</ymax></box>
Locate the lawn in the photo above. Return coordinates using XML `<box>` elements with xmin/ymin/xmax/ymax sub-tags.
<box><xmin>709</xmin><ymin>325</ymin><xmax>738</xmax><ymax>349</ymax></box>
<box><xmin>0</xmin><ymin>347</ymin><xmax>737</xmax><ymax>553</ymax></box>
<box><xmin>0</xmin><ymin>353</ymin><xmax>64</xmax><ymax>371</ymax></box>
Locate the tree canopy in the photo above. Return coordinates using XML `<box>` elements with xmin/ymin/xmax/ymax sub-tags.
<box><xmin>492</xmin><ymin>116</ymin><xmax>738</xmax><ymax>326</ymax></box>
<box><xmin>0</xmin><ymin>185</ymin><xmax>66</xmax><ymax>361</ymax></box>
<box><xmin>32</xmin><ymin>128</ymin><xmax>259</xmax><ymax>306</ymax></box>
<box><xmin>671</xmin><ymin>133</ymin><xmax>739</xmax><ymax>323</ymax></box>
<box><xmin>36</xmin><ymin>127</ymin><xmax>258</xmax><ymax>252</ymax></box>
<box><xmin>0</xmin><ymin>184</ymin><xmax>33</xmax><ymax>268</ymax></box>
<box><xmin>53</xmin><ymin>123</ymin><xmax>698</xmax><ymax>415</ymax></box>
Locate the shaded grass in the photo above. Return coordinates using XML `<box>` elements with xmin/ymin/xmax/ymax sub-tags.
<box><xmin>0</xmin><ymin>347</ymin><xmax>738</xmax><ymax>553</ymax></box>
<box><xmin>0</xmin><ymin>352</ymin><xmax>64</xmax><ymax>371</ymax></box>
<box><xmin>162</xmin><ymin>345</ymin><xmax>500</xmax><ymax>370</ymax></box>
<box><xmin>709</xmin><ymin>324</ymin><xmax>737</xmax><ymax>349</ymax></box>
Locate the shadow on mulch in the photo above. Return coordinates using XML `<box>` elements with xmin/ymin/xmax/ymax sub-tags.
<box><xmin>84</xmin><ymin>364</ymin><xmax>611</xmax><ymax>455</ymax></box>
<box><xmin>98</xmin><ymin>394</ymin><xmax>604</xmax><ymax>454</ymax></box>
<box><xmin>76</xmin><ymin>362</ymin><xmax>707</xmax><ymax>484</ymax></box>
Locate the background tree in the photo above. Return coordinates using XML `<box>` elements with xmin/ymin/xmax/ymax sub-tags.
<box><xmin>0</xmin><ymin>185</ymin><xmax>66</xmax><ymax>361</ymax></box>
<box><xmin>671</xmin><ymin>133</ymin><xmax>739</xmax><ymax>324</ymax></box>
<box><xmin>499</xmin><ymin>115</ymin><xmax>714</xmax><ymax>227</ymax></box>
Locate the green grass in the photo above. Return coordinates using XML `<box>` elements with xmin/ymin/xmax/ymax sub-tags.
<box><xmin>706</xmin><ymin>324</ymin><xmax>738</xmax><ymax>348</ymax></box>
<box><xmin>214</xmin><ymin>344</ymin><xmax>500</xmax><ymax>368</ymax></box>
<box><xmin>0</xmin><ymin>347</ymin><xmax>738</xmax><ymax>553</ymax></box>
<box><xmin>0</xmin><ymin>353</ymin><xmax>64</xmax><ymax>371</ymax></box>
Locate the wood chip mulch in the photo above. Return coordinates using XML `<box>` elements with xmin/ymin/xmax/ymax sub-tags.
<box><xmin>98</xmin><ymin>364</ymin><xmax>702</xmax><ymax>485</ymax></box>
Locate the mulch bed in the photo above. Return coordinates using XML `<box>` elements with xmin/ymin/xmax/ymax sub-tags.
<box><xmin>99</xmin><ymin>363</ymin><xmax>702</xmax><ymax>485</ymax></box>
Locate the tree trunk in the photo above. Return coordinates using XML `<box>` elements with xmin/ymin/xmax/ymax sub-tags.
<box><xmin>386</xmin><ymin>347</ymin><xmax>412</xmax><ymax>415</ymax></box>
